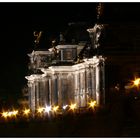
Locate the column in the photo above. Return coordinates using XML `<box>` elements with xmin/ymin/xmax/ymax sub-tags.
<box><xmin>86</xmin><ymin>68</ymin><xmax>92</xmax><ymax>98</ymax></box>
<box><xmin>35</xmin><ymin>81</ymin><xmax>39</xmax><ymax>108</ymax></box>
<box><xmin>40</xmin><ymin>77</ymin><xmax>50</xmax><ymax>107</ymax></box>
<box><xmin>96</xmin><ymin>60</ymin><xmax>105</xmax><ymax>105</ymax></box>
<box><xmin>58</xmin><ymin>74</ymin><xmax>62</xmax><ymax>107</ymax></box>
<box><xmin>96</xmin><ymin>64</ymin><xmax>100</xmax><ymax>105</ymax></box>
<box><xmin>69</xmin><ymin>73</ymin><xmax>74</xmax><ymax>105</ymax></box>
<box><xmin>80</xmin><ymin>70</ymin><xmax>86</xmax><ymax>107</ymax></box>
<box><xmin>27</xmin><ymin>82</ymin><xmax>32</xmax><ymax>109</ymax></box>
<box><xmin>52</xmin><ymin>74</ymin><xmax>58</xmax><ymax>106</ymax></box>
<box><xmin>71</xmin><ymin>74</ymin><xmax>75</xmax><ymax>104</ymax></box>
<box><xmin>30</xmin><ymin>81</ymin><xmax>36</xmax><ymax>113</ymax></box>
<box><xmin>49</xmin><ymin>78</ymin><xmax>52</xmax><ymax>106</ymax></box>
<box><xmin>74</xmin><ymin>72</ymin><xmax>79</xmax><ymax>107</ymax></box>
<box><xmin>42</xmin><ymin>79</ymin><xmax>47</xmax><ymax>106</ymax></box>
<box><xmin>91</xmin><ymin>66</ymin><xmax>96</xmax><ymax>100</ymax></box>
<box><xmin>96</xmin><ymin>60</ymin><xmax>105</xmax><ymax>106</ymax></box>
<box><xmin>101</xmin><ymin>61</ymin><xmax>105</xmax><ymax>105</ymax></box>
<box><xmin>39</xmin><ymin>80</ymin><xmax>43</xmax><ymax>107</ymax></box>
<box><xmin>78</xmin><ymin>72</ymin><xmax>81</xmax><ymax>108</ymax></box>
<box><xmin>83</xmin><ymin>69</ymin><xmax>88</xmax><ymax>106</ymax></box>
<box><xmin>45</xmin><ymin>79</ymin><xmax>50</xmax><ymax>106</ymax></box>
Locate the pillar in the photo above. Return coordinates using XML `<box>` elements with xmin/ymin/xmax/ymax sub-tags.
<box><xmin>58</xmin><ymin>74</ymin><xmax>62</xmax><ymax>107</ymax></box>
<box><xmin>27</xmin><ymin>82</ymin><xmax>32</xmax><ymax>109</ymax></box>
<box><xmin>101</xmin><ymin>61</ymin><xmax>105</xmax><ymax>105</ymax></box>
<box><xmin>45</xmin><ymin>79</ymin><xmax>50</xmax><ymax>106</ymax></box>
<box><xmin>96</xmin><ymin>60</ymin><xmax>105</xmax><ymax>105</ymax></box>
<box><xmin>51</xmin><ymin>74</ymin><xmax>58</xmax><ymax>106</ymax></box>
<box><xmin>74</xmin><ymin>72</ymin><xmax>79</xmax><ymax>106</ymax></box>
<box><xmin>77</xmin><ymin>72</ymin><xmax>81</xmax><ymax>107</ymax></box>
<box><xmin>96</xmin><ymin>63</ymin><xmax>100</xmax><ymax>105</ymax></box>
<box><xmin>35</xmin><ymin>81</ymin><xmax>39</xmax><ymax>108</ymax></box>
<box><xmin>49</xmin><ymin>78</ymin><xmax>52</xmax><ymax>106</ymax></box>
<box><xmin>67</xmin><ymin>73</ymin><xmax>74</xmax><ymax>105</ymax></box>
<box><xmin>91</xmin><ymin>66</ymin><xmax>96</xmax><ymax>100</ymax></box>
<box><xmin>80</xmin><ymin>70</ymin><xmax>86</xmax><ymax>107</ymax></box>
<box><xmin>30</xmin><ymin>81</ymin><xmax>36</xmax><ymax>113</ymax></box>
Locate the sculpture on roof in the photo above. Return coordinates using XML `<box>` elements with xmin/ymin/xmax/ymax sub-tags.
<box><xmin>33</xmin><ymin>31</ymin><xmax>43</xmax><ymax>48</ymax></box>
<box><xmin>87</xmin><ymin>3</ymin><xmax>105</xmax><ymax>50</ymax></box>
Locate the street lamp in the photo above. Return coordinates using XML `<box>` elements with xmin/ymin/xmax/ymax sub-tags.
<box><xmin>88</xmin><ymin>100</ymin><xmax>97</xmax><ymax>109</ymax></box>
<box><xmin>133</xmin><ymin>78</ymin><xmax>140</xmax><ymax>87</ymax></box>
<box><xmin>69</xmin><ymin>103</ymin><xmax>77</xmax><ymax>111</ymax></box>
<box><xmin>23</xmin><ymin>109</ymin><xmax>30</xmax><ymax>116</ymax></box>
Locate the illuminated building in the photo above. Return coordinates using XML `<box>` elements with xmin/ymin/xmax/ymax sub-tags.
<box><xmin>25</xmin><ymin>23</ymin><xmax>105</xmax><ymax>113</ymax></box>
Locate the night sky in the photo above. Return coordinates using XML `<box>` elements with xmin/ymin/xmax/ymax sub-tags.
<box><xmin>0</xmin><ymin>2</ymin><xmax>140</xmax><ymax>103</ymax></box>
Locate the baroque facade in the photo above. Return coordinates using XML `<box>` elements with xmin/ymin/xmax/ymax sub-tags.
<box><xmin>25</xmin><ymin>24</ymin><xmax>106</xmax><ymax>113</ymax></box>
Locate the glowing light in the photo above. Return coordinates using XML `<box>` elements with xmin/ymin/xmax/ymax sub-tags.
<box><xmin>2</xmin><ymin>112</ymin><xmax>8</xmax><ymax>118</ymax></box>
<box><xmin>69</xmin><ymin>103</ymin><xmax>77</xmax><ymax>111</ymax></box>
<box><xmin>37</xmin><ymin>107</ymin><xmax>44</xmax><ymax>113</ymax></box>
<box><xmin>44</xmin><ymin>106</ymin><xmax>51</xmax><ymax>113</ymax></box>
<box><xmin>52</xmin><ymin>106</ymin><xmax>59</xmax><ymax>112</ymax></box>
<box><xmin>11</xmin><ymin>110</ymin><xmax>18</xmax><ymax>116</ymax></box>
<box><xmin>8</xmin><ymin>112</ymin><xmax>13</xmax><ymax>117</ymax></box>
<box><xmin>88</xmin><ymin>100</ymin><xmax>97</xmax><ymax>109</ymax></box>
<box><xmin>23</xmin><ymin>109</ymin><xmax>30</xmax><ymax>116</ymax></box>
<box><xmin>133</xmin><ymin>78</ymin><xmax>140</xmax><ymax>86</ymax></box>
<box><xmin>63</xmin><ymin>105</ymin><xmax>68</xmax><ymax>110</ymax></box>
<box><xmin>1</xmin><ymin>110</ymin><xmax>18</xmax><ymax>118</ymax></box>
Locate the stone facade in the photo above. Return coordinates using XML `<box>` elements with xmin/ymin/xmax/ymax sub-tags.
<box><xmin>25</xmin><ymin>23</ymin><xmax>106</xmax><ymax>113</ymax></box>
<box><xmin>26</xmin><ymin>50</ymin><xmax>105</xmax><ymax>112</ymax></box>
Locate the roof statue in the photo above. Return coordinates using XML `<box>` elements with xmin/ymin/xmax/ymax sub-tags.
<box><xmin>33</xmin><ymin>31</ymin><xmax>43</xmax><ymax>48</ymax></box>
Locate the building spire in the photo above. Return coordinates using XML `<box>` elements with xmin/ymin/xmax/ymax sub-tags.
<box><xmin>97</xmin><ymin>3</ymin><xmax>104</xmax><ymax>23</ymax></box>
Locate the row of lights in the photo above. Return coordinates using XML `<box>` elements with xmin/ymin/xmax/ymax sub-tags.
<box><xmin>4</xmin><ymin>77</ymin><xmax>135</xmax><ymax>119</ymax></box>
<box><xmin>1</xmin><ymin>100</ymin><xmax>97</xmax><ymax>119</ymax></box>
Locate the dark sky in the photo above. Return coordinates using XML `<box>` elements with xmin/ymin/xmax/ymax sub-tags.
<box><xmin>0</xmin><ymin>2</ymin><xmax>140</xmax><ymax>101</ymax></box>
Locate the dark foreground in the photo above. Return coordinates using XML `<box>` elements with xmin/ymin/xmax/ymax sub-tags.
<box><xmin>1</xmin><ymin>93</ymin><xmax>140</xmax><ymax>137</ymax></box>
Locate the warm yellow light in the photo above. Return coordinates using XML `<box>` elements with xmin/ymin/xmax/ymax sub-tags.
<box><xmin>23</xmin><ymin>109</ymin><xmax>30</xmax><ymax>115</ymax></box>
<box><xmin>37</xmin><ymin>107</ymin><xmax>44</xmax><ymax>113</ymax></box>
<box><xmin>3</xmin><ymin>110</ymin><xmax>19</xmax><ymax>117</ymax></box>
<box><xmin>12</xmin><ymin>110</ymin><xmax>18</xmax><ymax>116</ymax></box>
<box><xmin>52</xmin><ymin>106</ymin><xmax>59</xmax><ymax>112</ymax></box>
<box><xmin>69</xmin><ymin>103</ymin><xmax>77</xmax><ymax>111</ymax></box>
<box><xmin>7</xmin><ymin>112</ymin><xmax>13</xmax><ymax>117</ymax></box>
<box><xmin>88</xmin><ymin>100</ymin><xmax>97</xmax><ymax>109</ymax></box>
<box><xmin>133</xmin><ymin>78</ymin><xmax>140</xmax><ymax>86</ymax></box>
<box><xmin>2</xmin><ymin>112</ymin><xmax>8</xmax><ymax>118</ymax></box>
